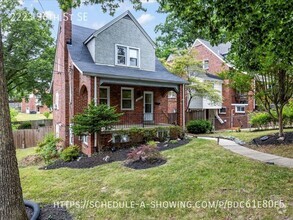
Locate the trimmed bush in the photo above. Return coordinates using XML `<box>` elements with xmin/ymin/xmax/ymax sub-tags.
<box><xmin>43</xmin><ymin>111</ymin><xmax>50</xmax><ymax>119</ymax></box>
<box><xmin>60</xmin><ymin>145</ymin><xmax>80</xmax><ymax>162</ymax></box>
<box><xmin>186</xmin><ymin>120</ymin><xmax>212</xmax><ymax>134</ymax></box>
<box><xmin>36</xmin><ymin>133</ymin><xmax>62</xmax><ymax>164</ymax></box>
<box><xmin>169</xmin><ymin>126</ymin><xmax>183</xmax><ymax>139</ymax></box>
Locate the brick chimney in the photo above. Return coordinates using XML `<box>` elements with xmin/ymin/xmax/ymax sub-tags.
<box><xmin>62</xmin><ymin>9</ymin><xmax>72</xmax><ymax>45</ymax></box>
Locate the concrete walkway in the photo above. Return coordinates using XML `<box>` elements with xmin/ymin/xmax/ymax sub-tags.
<box><xmin>198</xmin><ymin>137</ymin><xmax>293</xmax><ymax>168</ymax></box>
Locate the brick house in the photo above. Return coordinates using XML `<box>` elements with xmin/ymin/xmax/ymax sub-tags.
<box><xmin>21</xmin><ymin>94</ymin><xmax>50</xmax><ymax>114</ymax></box>
<box><xmin>168</xmin><ymin>39</ymin><xmax>255</xmax><ymax>130</ymax></box>
<box><xmin>52</xmin><ymin>10</ymin><xmax>187</xmax><ymax>156</ymax></box>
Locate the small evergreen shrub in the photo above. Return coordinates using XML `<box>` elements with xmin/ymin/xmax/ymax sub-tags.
<box><xmin>36</xmin><ymin>133</ymin><xmax>62</xmax><ymax>164</ymax></box>
<box><xmin>186</xmin><ymin>120</ymin><xmax>212</xmax><ymax>134</ymax></box>
<box><xmin>60</xmin><ymin>145</ymin><xmax>80</xmax><ymax>162</ymax></box>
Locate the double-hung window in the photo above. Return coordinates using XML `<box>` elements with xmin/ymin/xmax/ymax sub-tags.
<box><xmin>99</xmin><ymin>86</ymin><xmax>110</xmax><ymax>106</ymax></box>
<box><xmin>203</xmin><ymin>59</ymin><xmax>209</xmax><ymax>70</ymax></box>
<box><xmin>121</xmin><ymin>87</ymin><xmax>134</xmax><ymax>110</ymax></box>
<box><xmin>116</xmin><ymin>45</ymin><xmax>140</xmax><ymax>68</ymax></box>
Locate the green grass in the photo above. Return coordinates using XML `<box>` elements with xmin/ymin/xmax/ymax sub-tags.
<box><xmin>207</xmin><ymin>128</ymin><xmax>293</xmax><ymax>158</ymax></box>
<box><xmin>18</xmin><ymin>139</ymin><xmax>293</xmax><ymax>219</ymax></box>
<box><xmin>16</xmin><ymin>113</ymin><xmax>53</xmax><ymax>121</ymax></box>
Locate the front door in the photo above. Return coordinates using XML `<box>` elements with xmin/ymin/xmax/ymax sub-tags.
<box><xmin>144</xmin><ymin>91</ymin><xmax>154</xmax><ymax>121</ymax></box>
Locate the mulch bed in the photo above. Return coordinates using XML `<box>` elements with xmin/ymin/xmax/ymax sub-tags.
<box><xmin>41</xmin><ymin>139</ymin><xmax>190</xmax><ymax>170</ymax></box>
<box><xmin>251</xmin><ymin>132</ymin><xmax>293</xmax><ymax>146</ymax></box>
<box><xmin>26</xmin><ymin>204</ymin><xmax>72</xmax><ymax>220</ymax></box>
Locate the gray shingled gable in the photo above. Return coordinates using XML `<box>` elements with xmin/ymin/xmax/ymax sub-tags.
<box><xmin>68</xmin><ymin>24</ymin><xmax>187</xmax><ymax>84</ymax></box>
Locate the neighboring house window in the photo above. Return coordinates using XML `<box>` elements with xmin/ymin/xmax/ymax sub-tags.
<box><xmin>219</xmin><ymin>107</ymin><xmax>227</xmax><ymax>114</ymax></box>
<box><xmin>99</xmin><ymin>86</ymin><xmax>110</xmax><ymax>106</ymax></box>
<box><xmin>55</xmin><ymin>92</ymin><xmax>59</xmax><ymax>110</ymax></box>
<box><xmin>203</xmin><ymin>59</ymin><xmax>209</xmax><ymax>70</ymax></box>
<box><xmin>168</xmin><ymin>91</ymin><xmax>176</xmax><ymax>98</ymax></box>
<box><xmin>115</xmin><ymin>44</ymin><xmax>140</xmax><ymax>68</ymax></box>
<box><xmin>235</xmin><ymin>105</ymin><xmax>245</xmax><ymax>113</ymax></box>
<box><xmin>55</xmin><ymin>123</ymin><xmax>60</xmax><ymax>138</ymax></box>
<box><xmin>121</xmin><ymin>87</ymin><xmax>134</xmax><ymax>110</ymax></box>
<box><xmin>82</xmin><ymin>135</ymin><xmax>88</xmax><ymax>145</ymax></box>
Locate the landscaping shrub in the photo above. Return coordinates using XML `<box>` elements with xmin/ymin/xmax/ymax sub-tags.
<box><xmin>169</xmin><ymin>126</ymin><xmax>183</xmax><ymax>139</ymax></box>
<box><xmin>186</xmin><ymin>120</ymin><xmax>212</xmax><ymax>134</ymax></box>
<box><xmin>17</xmin><ymin>122</ymin><xmax>32</xmax><ymax>129</ymax></box>
<box><xmin>60</xmin><ymin>145</ymin><xmax>80</xmax><ymax>162</ymax></box>
<box><xmin>127</xmin><ymin>144</ymin><xmax>163</xmax><ymax>162</ymax></box>
<box><xmin>36</xmin><ymin>133</ymin><xmax>62</xmax><ymax>164</ymax></box>
<box><xmin>249</xmin><ymin>112</ymin><xmax>274</xmax><ymax>129</ymax></box>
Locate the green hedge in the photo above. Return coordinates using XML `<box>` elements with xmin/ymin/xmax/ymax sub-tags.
<box><xmin>186</xmin><ymin>120</ymin><xmax>212</xmax><ymax>134</ymax></box>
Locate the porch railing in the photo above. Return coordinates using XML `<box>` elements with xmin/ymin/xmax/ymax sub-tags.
<box><xmin>111</xmin><ymin>113</ymin><xmax>178</xmax><ymax>130</ymax></box>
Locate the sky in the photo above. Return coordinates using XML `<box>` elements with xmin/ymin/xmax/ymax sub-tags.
<box><xmin>19</xmin><ymin>0</ymin><xmax>167</xmax><ymax>41</ymax></box>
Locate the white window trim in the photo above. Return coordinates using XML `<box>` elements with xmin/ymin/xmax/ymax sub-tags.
<box><xmin>121</xmin><ymin>87</ymin><xmax>134</xmax><ymax>110</ymax></box>
<box><xmin>218</xmin><ymin>107</ymin><xmax>227</xmax><ymax>114</ymax></box>
<box><xmin>55</xmin><ymin>92</ymin><xmax>59</xmax><ymax>110</ymax></box>
<box><xmin>115</xmin><ymin>44</ymin><xmax>140</xmax><ymax>68</ymax></box>
<box><xmin>55</xmin><ymin>123</ymin><xmax>60</xmax><ymax>138</ymax></box>
<box><xmin>99</xmin><ymin>86</ymin><xmax>110</xmax><ymax>106</ymax></box>
<box><xmin>82</xmin><ymin>135</ymin><xmax>88</xmax><ymax>145</ymax></box>
<box><xmin>69</xmin><ymin>123</ymin><xmax>74</xmax><ymax>145</ymax></box>
<box><xmin>232</xmin><ymin>104</ymin><xmax>247</xmax><ymax>113</ymax></box>
<box><xmin>203</xmin><ymin>59</ymin><xmax>209</xmax><ymax>70</ymax></box>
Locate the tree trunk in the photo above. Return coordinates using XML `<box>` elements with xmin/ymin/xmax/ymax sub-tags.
<box><xmin>278</xmin><ymin>106</ymin><xmax>284</xmax><ymax>137</ymax></box>
<box><xmin>0</xmin><ymin>25</ymin><xmax>28</xmax><ymax>220</ymax></box>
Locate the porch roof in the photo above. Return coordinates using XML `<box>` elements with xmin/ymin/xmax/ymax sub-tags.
<box><xmin>68</xmin><ymin>25</ymin><xmax>187</xmax><ymax>86</ymax></box>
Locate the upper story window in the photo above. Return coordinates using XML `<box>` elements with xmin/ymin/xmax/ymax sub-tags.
<box><xmin>115</xmin><ymin>44</ymin><xmax>140</xmax><ymax>68</ymax></box>
<box><xmin>203</xmin><ymin>59</ymin><xmax>209</xmax><ymax>70</ymax></box>
<box><xmin>99</xmin><ymin>86</ymin><xmax>110</xmax><ymax>106</ymax></box>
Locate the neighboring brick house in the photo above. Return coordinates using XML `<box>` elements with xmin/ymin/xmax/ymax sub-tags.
<box><xmin>190</xmin><ymin>39</ymin><xmax>254</xmax><ymax>129</ymax></box>
<box><xmin>167</xmin><ymin>39</ymin><xmax>255</xmax><ymax>130</ymax></box>
<box><xmin>52</xmin><ymin>10</ymin><xmax>187</xmax><ymax>156</ymax></box>
<box><xmin>21</xmin><ymin>94</ymin><xmax>50</xmax><ymax>114</ymax></box>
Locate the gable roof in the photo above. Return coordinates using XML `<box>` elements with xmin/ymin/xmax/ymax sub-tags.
<box><xmin>68</xmin><ymin>24</ymin><xmax>187</xmax><ymax>85</ymax></box>
<box><xmin>192</xmin><ymin>38</ymin><xmax>232</xmax><ymax>67</ymax></box>
<box><xmin>83</xmin><ymin>11</ymin><xmax>155</xmax><ymax>48</ymax></box>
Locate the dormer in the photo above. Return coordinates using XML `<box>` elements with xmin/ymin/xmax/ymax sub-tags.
<box><xmin>84</xmin><ymin>11</ymin><xmax>156</xmax><ymax>71</ymax></box>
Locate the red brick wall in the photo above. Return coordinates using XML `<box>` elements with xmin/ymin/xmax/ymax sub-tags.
<box><xmin>52</xmin><ymin>10</ymin><xmax>72</xmax><ymax>148</ymax></box>
<box><xmin>191</xmin><ymin>43</ymin><xmax>255</xmax><ymax>129</ymax></box>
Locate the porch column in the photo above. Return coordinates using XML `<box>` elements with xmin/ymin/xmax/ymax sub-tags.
<box><xmin>177</xmin><ymin>84</ymin><xmax>184</xmax><ymax>127</ymax></box>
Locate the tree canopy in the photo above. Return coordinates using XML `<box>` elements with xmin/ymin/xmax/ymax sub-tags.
<box><xmin>157</xmin><ymin>0</ymin><xmax>293</xmax><ymax>136</ymax></box>
<box><xmin>2</xmin><ymin>7</ymin><xmax>54</xmax><ymax>106</ymax></box>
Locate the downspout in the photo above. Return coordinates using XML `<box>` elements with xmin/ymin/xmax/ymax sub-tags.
<box><xmin>94</xmin><ymin>77</ymin><xmax>97</xmax><ymax>149</ymax></box>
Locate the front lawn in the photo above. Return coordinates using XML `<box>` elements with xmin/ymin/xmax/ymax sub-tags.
<box><xmin>18</xmin><ymin>139</ymin><xmax>292</xmax><ymax>219</ymax></box>
<box><xmin>207</xmin><ymin>128</ymin><xmax>293</xmax><ymax>158</ymax></box>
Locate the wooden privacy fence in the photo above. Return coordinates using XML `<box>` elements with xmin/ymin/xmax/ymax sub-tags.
<box><xmin>13</xmin><ymin>126</ymin><xmax>53</xmax><ymax>149</ymax></box>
